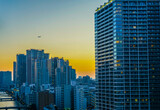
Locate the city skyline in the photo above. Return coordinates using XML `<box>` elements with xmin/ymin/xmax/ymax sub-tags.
<box><xmin>0</xmin><ymin>0</ymin><xmax>160</xmax><ymax>110</ymax></box>
<box><xmin>0</xmin><ymin>0</ymin><xmax>107</xmax><ymax>78</ymax></box>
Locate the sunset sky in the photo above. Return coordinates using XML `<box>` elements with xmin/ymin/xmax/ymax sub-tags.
<box><xmin>0</xmin><ymin>0</ymin><xmax>107</xmax><ymax>78</ymax></box>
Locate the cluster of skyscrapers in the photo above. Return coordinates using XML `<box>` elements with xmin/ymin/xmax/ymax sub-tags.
<box><xmin>95</xmin><ymin>0</ymin><xmax>160</xmax><ymax>110</ymax></box>
<box><xmin>12</xmin><ymin>49</ymin><xmax>96</xmax><ymax>110</ymax></box>
<box><xmin>1</xmin><ymin>0</ymin><xmax>160</xmax><ymax>110</ymax></box>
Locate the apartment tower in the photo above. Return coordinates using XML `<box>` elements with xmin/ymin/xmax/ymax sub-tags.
<box><xmin>95</xmin><ymin>0</ymin><xmax>160</xmax><ymax>109</ymax></box>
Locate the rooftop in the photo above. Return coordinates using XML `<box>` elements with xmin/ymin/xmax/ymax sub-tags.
<box><xmin>96</xmin><ymin>0</ymin><xmax>114</xmax><ymax>12</ymax></box>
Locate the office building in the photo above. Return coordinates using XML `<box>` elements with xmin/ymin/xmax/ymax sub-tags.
<box><xmin>13</xmin><ymin>61</ymin><xmax>16</xmax><ymax>83</ymax></box>
<box><xmin>35</xmin><ymin>58</ymin><xmax>49</xmax><ymax>91</ymax></box>
<box><xmin>48</xmin><ymin>57</ymin><xmax>58</xmax><ymax>86</ymax></box>
<box><xmin>74</xmin><ymin>85</ymin><xmax>87</xmax><ymax>110</ymax></box>
<box><xmin>26</xmin><ymin>49</ymin><xmax>49</xmax><ymax>84</ymax></box>
<box><xmin>84</xmin><ymin>87</ymin><xmax>96</xmax><ymax>110</ymax></box>
<box><xmin>95</xmin><ymin>0</ymin><xmax>160</xmax><ymax>109</ymax></box>
<box><xmin>16</xmin><ymin>54</ymin><xmax>26</xmax><ymax>87</ymax></box>
<box><xmin>64</xmin><ymin>85</ymin><xmax>72</xmax><ymax>109</ymax></box>
<box><xmin>54</xmin><ymin>58</ymin><xmax>76</xmax><ymax>110</ymax></box>
<box><xmin>71</xmin><ymin>69</ymin><xmax>76</xmax><ymax>81</ymax></box>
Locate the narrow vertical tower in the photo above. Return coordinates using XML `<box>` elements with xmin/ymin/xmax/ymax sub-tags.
<box><xmin>16</xmin><ymin>54</ymin><xmax>26</xmax><ymax>87</ymax></box>
<box><xmin>95</xmin><ymin>0</ymin><xmax>160</xmax><ymax>109</ymax></box>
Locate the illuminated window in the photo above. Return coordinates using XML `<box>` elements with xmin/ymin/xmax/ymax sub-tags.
<box><xmin>142</xmin><ymin>99</ymin><xmax>144</xmax><ymax>102</ymax></box>
<box><xmin>133</xmin><ymin>37</ymin><xmax>136</xmax><ymax>40</ymax></box>
<box><xmin>117</xmin><ymin>64</ymin><xmax>120</xmax><ymax>66</ymax></box>
<box><xmin>121</xmin><ymin>71</ymin><xmax>123</xmax><ymax>74</ymax></box>
<box><xmin>116</xmin><ymin>41</ymin><xmax>120</xmax><ymax>43</ymax></box>
<box><xmin>127</xmin><ymin>99</ymin><xmax>129</xmax><ymax>101</ymax></box>
<box><xmin>152</xmin><ymin>68</ymin><xmax>155</xmax><ymax>70</ymax></box>
<box><xmin>133</xmin><ymin>45</ymin><xmax>135</xmax><ymax>47</ymax></box>
<box><xmin>135</xmin><ymin>99</ymin><xmax>138</xmax><ymax>102</ymax></box>
<box><xmin>145</xmin><ymin>99</ymin><xmax>148</xmax><ymax>101</ymax></box>
<box><xmin>117</xmin><ymin>3</ymin><xmax>121</xmax><ymax>5</ymax></box>
<box><xmin>124</xmin><ymin>91</ymin><xmax>126</xmax><ymax>93</ymax></box>
<box><xmin>133</xmin><ymin>26</ymin><xmax>136</xmax><ymax>29</ymax></box>
<box><xmin>151</xmin><ymin>45</ymin><xmax>154</xmax><ymax>47</ymax></box>
<box><xmin>117</xmin><ymin>60</ymin><xmax>120</xmax><ymax>62</ymax></box>
<box><xmin>152</xmin><ymin>75</ymin><xmax>155</xmax><ymax>78</ymax></box>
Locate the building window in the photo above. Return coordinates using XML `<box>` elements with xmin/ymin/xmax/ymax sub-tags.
<box><xmin>135</xmin><ymin>99</ymin><xmax>138</xmax><ymax>102</ymax></box>
<box><xmin>133</xmin><ymin>26</ymin><xmax>136</xmax><ymax>29</ymax></box>
<box><xmin>116</xmin><ymin>41</ymin><xmax>120</xmax><ymax>43</ymax></box>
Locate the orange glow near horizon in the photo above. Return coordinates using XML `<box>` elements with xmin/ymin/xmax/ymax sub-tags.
<box><xmin>0</xmin><ymin>0</ymin><xmax>107</xmax><ymax>79</ymax></box>
<box><xmin>0</xmin><ymin>48</ymin><xmax>95</xmax><ymax>79</ymax></box>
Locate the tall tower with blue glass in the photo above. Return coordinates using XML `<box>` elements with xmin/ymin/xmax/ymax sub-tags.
<box><xmin>95</xmin><ymin>0</ymin><xmax>160</xmax><ymax>109</ymax></box>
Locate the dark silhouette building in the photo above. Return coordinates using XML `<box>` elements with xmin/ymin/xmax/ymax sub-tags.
<box><xmin>37</xmin><ymin>90</ymin><xmax>54</xmax><ymax>110</ymax></box>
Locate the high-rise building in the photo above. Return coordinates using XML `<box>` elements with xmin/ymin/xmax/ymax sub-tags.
<box><xmin>16</xmin><ymin>54</ymin><xmax>26</xmax><ymax>87</ymax></box>
<box><xmin>13</xmin><ymin>61</ymin><xmax>16</xmax><ymax>83</ymax></box>
<box><xmin>55</xmin><ymin>58</ymin><xmax>73</xmax><ymax>86</ymax></box>
<box><xmin>35</xmin><ymin>58</ymin><xmax>49</xmax><ymax>91</ymax></box>
<box><xmin>54</xmin><ymin>58</ymin><xmax>76</xmax><ymax>110</ymax></box>
<box><xmin>48</xmin><ymin>57</ymin><xmax>58</xmax><ymax>86</ymax></box>
<box><xmin>74</xmin><ymin>85</ymin><xmax>87</xmax><ymax>110</ymax></box>
<box><xmin>95</xmin><ymin>0</ymin><xmax>160</xmax><ymax>109</ymax></box>
<box><xmin>64</xmin><ymin>85</ymin><xmax>72</xmax><ymax>109</ymax></box>
<box><xmin>0</xmin><ymin>71</ymin><xmax>11</xmax><ymax>88</ymax></box>
<box><xmin>71</xmin><ymin>69</ymin><xmax>76</xmax><ymax>82</ymax></box>
<box><xmin>26</xmin><ymin>49</ymin><xmax>49</xmax><ymax>84</ymax></box>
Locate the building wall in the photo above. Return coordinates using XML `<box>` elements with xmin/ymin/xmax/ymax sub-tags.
<box><xmin>38</xmin><ymin>90</ymin><xmax>54</xmax><ymax>110</ymax></box>
<box><xmin>26</xmin><ymin>49</ymin><xmax>49</xmax><ymax>84</ymax></box>
<box><xmin>13</xmin><ymin>62</ymin><xmax>16</xmax><ymax>83</ymax></box>
<box><xmin>74</xmin><ymin>86</ymin><xmax>87</xmax><ymax>110</ymax></box>
<box><xmin>48</xmin><ymin>58</ymin><xmax>58</xmax><ymax>86</ymax></box>
<box><xmin>0</xmin><ymin>71</ymin><xmax>11</xmax><ymax>88</ymax></box>
<box><xmin>95</xmin><ymin>0</ymin><xmax>160</xmax><ymax>109</ymax></box>
<box><xmin>35</xmin><ymin>59</ymin><xmax>49</xmax><ymax>91</ymax></box>
<box><xmin>64</xmin><ymin>85</ymin><xmax>71</xmax><ymax>109</ymax></box>
<box><xmin>16</xmin><ymin>54</ymin><xmax>26</xmax><ymax>87</ymax></box>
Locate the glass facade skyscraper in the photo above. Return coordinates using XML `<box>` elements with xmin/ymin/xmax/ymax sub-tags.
<box><xmin>26</xmin><ymin>49</ymin><xmax>49</xmax><ymax>84</ymax></box>
<box><xmin>95</xmin><ymin>0</ymin><xmax>160</xmax><ymax>109</ymax></box>
<box><xmin>16</xmin><ymin>54</ymin><xmax>26</xmax><ymax>87</ymax></box>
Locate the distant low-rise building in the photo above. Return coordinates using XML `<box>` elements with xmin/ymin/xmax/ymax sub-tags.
<box><xmin>76</xmin><ymin>75</ymin><xmax>95</xmax><ymax>86</ymax></box>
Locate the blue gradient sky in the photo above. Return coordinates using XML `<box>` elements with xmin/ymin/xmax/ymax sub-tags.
<box><xmin>0</xmin><ymin>0</ymin><xmax>107</xmax><ymax>78</ymax></box>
